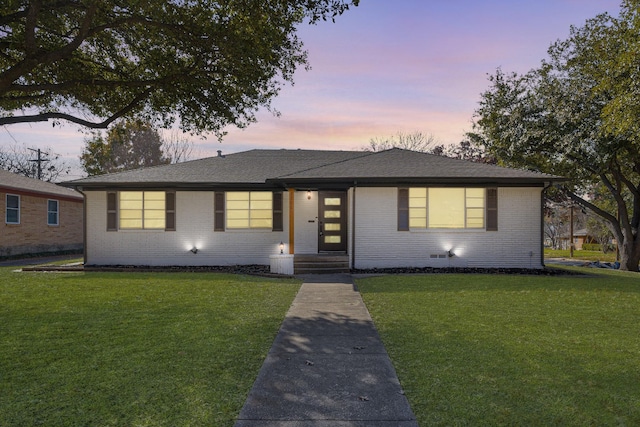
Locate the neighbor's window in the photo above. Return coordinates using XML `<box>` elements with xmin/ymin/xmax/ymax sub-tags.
<box><xmin>119</xmin><ymin>191</ymin><xmax>165</xmax><ymax>229</ymax></box>
<box><xmin>226</xmin><ymin>191</ymin><xmax>272</xmax><ymax>229</ymax></box>
<box><xmin>6</xmin><ymin>194</ymin><xmax>19</xmax><ymax>224</ymax></box>
<box><xmin>408</xmin><ymin>188</ymin><xmax>485</xmax><ymax>229</ymax></box>
<box><xmin>47</xmin><ymin>200</ymin><xmax>59</xmax><ymax>226</ymax></box>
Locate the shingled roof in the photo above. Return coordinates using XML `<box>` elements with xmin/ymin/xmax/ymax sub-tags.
<box><xmin>62</xmin><ymin>148</ymin><xmax>561</xmax><ymax>189</ymax></box>
<box><xmin>0</xmin><ymin>169</ymin><xmax>83</xmax><ymax>200</ymax></box>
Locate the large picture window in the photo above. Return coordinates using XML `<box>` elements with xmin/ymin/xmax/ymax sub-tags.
<box><xmin>404</xmin><ymin>188</ymin><xmax>486</xmax><ymax>229</ymax></box>
<box><xmin>6</xmin><ymin>194</ymin><xmax>19</xmax><ymax>224</ymax></box>
<box><xmin>119</xmin><ymin>191</ymin><xmax>166</xmax><ymax>229</ymax></box>
<box><xmin>226</xmin><ymin>192</ymin><xmax>272</xmax><ymax>229</ymax></box>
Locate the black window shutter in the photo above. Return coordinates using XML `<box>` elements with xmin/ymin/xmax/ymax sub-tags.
<box><xmin>486</xmin><ymin>188</ymin><xmax>498</xmax><ymax>231</ymax></box>
<box><xmin>273</xmin><ymin>192</ymin><xmax>283</xmax><ymax>231</ymax></box>
<box><xmin>398</xmin><ymin>188</ymin><xmax>409</xmax><ymax>231</ymax></box>
<box><xmin>165</xmin><ymin>191</ymin><xmax>176</xmax><ymax>231</ymax></box>
<box><xmin>107</xmin><ymin>192</ymin><xmax>117</xmax><ymax>231</ymax></box>
<box><xmin>214</xmin><ymin>191</ymin><xmax>225</xmax><ymax>231</ymax></box>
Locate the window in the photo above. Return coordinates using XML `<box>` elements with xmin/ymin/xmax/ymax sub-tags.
<box><xmin>6</xmin><ymin>194</ymin><xmax>19</xmax><ymax>224</ymax></box>
<box><xmin>47</xmin><ymin>200</ymin><xmax>59</xmax><ymax>225</ymax></box>
<box><xmin>226</xmin><ymin>191</ymin><xmax>272</xmax><ymax>229</ymax></box>
<box><xmin>401</xmin><ymin>188</ymin><xmax>487</xmax><ymax>229</ymax></box>
<box><xmin>119</xmin><ymin>191</ymin><xmax>166</xmax><ymax>229</ymax></box>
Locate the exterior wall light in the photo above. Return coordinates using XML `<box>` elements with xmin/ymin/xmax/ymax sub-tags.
<box><xmin>190</xmin><ymin>247</ymin><xmax>198</xmax><ymax>254</ymax></box>
<box><xmin>307</xmin><ymin>190</ymin><xmax>311</xmax><ymax>200</ymax></box>
<box><xmin>447</xmin><ymin>249</ymin><xmax>455</xmax><ymax>258</ymax></box>
<box><xmin>279</xmin><ymin>241</ymin><xmax>284</xmax><ymax>254</ymax></box>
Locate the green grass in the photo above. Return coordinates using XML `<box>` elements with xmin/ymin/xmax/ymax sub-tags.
<box><xmin>545</xmin><ymin>248</ymin><xmax>617</xmax><ymax>262</ymax></box>
<box><xmin>357</xmin><ymin>270</ymin><xmax>640</xmax><ymax>426</ymax></box>
<box><xmin>0</xmin><ymin>268</ymin><xmax>300</xmax><ymax>426</ymax></box>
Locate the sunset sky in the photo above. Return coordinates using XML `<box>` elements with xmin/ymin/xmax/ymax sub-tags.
<box><xmin>2</xmin><ymin>0</ymin><xmax>622</xmax><ymax>179</ymax></box>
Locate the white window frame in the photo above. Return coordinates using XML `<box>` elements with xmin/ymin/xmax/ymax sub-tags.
<box><xmin>118</xmin><ymin>191</ymin><xmax>166</xmax><ymax>230</ymax></box>
<box><xmin>47</xmin><ymin>199</ymin><xmax>59</xmax><ymax>226</ymax></box>
<box><xmin>6</xmin><ymin>194</ymin><xmax>20</xmax><ymax>224</ymax></box>
<box><xmin>226</xmin><ymin>191</ymin><xmax>273</xmax><ymax>229</ymax></box>
<box><xmin>407</xmin><ymin>187</ymin><xmax>486</xmax><ymax>230</ymax></box>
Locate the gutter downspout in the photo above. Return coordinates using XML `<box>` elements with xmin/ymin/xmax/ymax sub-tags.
<box><xmin>541</xmin><ymin>182</ymin><xmax>553</xmax><ymax>268</ymax></box>
<box><xmin>78</xmin><ymin>188</ymin><xmax>87</xmax><ymax>266</ymax></box>
<box><xmin>351</xmin><ymin>181</ymin><xmax>357</xmax><ymax>270</ymax></box>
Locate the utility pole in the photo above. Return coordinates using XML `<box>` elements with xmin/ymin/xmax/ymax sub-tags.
<box><xmin>27</xmin><ymin>148</ymin><xmax>48</xmax><ymax>180</ymax></box>
<box><xmin>569</xmin><ymin>204</ymin><xmax>574</xmax><ymax>258</ymax></box>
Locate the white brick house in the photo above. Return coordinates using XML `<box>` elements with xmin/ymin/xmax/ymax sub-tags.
<box><xmin>62</xmin><ymin>149</ymin><xmax>561</xmax><ymax>271</ymax></box>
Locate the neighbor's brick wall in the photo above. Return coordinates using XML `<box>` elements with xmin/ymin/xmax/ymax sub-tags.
<box><xmin>0</xmin><ymin>191</ymin><xmax>83</xmax><ymax>257</ymax></box>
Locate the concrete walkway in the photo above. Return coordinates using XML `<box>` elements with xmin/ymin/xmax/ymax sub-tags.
<box><xmin>235</xmin><ymin>274</ymin><xmax>418</xmax><ymax>427</ymax></box>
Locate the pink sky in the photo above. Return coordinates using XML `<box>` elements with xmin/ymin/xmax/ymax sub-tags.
<box><xmin>2</xmin><ymin>0</ymin><xmax>622</xmax><ymax>179</ymax></box>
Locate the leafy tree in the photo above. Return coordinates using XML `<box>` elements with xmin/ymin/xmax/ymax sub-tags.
<box><xmin>469</xmin><ymin>0</ymin><xmax>640</xmax><ymax>270</ymax></box>
<box><xmin>0</xmin><ymin>0</ymin><xmax>357</xmax><ymax>137</ymax></box>
<box><xmin>80</xmin><ymin>120</ymin><xmax>170</xmax><ymax>176</ymax></box>
<box><xmin>0</xmin><ymin>143</ymin><xmax>70</xmax><ymax>181</ymax></box>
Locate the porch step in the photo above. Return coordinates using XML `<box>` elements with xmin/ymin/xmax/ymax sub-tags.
<box><xmin>294</xmin><ymin>254</ymin><xmax>350</xmax><ymax>274</ymax></box>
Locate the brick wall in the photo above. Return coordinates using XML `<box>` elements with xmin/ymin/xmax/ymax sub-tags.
<box><xmin>0</xmin><ymin>191</ymin><xmax>83</xmax><ymax>257</ymax></box>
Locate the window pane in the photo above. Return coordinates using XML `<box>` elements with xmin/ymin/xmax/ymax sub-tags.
<box><xmin>325</xmin><ymin>223</ymin><xmax>340</xmax><ymax>231</ymax></box>
<box><xmin>6</xmin><ymin>210</ymin><xmax>18</xmax><ymax>223</ymax></box>
<box><xmin>120</xmin><ymin>191</ymin><xmax>142</xmax><ymax>201</ymax></box>
<box><xmin>144</xmin><ymin>219</ymin><xmax>165</xmax><ymax>229</ymax></box>
<box><xmin>324</xmin><ymin>210</ymin><xmax>341</xmax><ymax>218</ymax></box>
<box><xmin>250</xmin><ymin>192</ymin><xmax>272</xmax><ymax>201</ymax></box>
<box><xmin>227</xmin><ymin>200</ymin><xmax>250</xmax><ymax>210</ymax></box>
<box><xmin>324</xmin><ymin>236</ymin><xmax>341</xmax><ymax>243</ymax></box>
<box><xmin>227</xmin><ymin>219</ymin><xmax>249</xmax><ymax>228</ymax></box>
<box><xmin>250</xmin><ymin>218</ymin><xmax>272</xmax><ymax>228</ymax></box>
<box><xmin>48</xmin><ymin>212</ymin><xmax>58</xmax><ymax>225</ymax></box>
<box><xmin>409</xmin><ymin>217</ymin><xmax>427</xmax><ymax>228</ymax></box>
<box><xmin>7</xmin><ymin>195</ymin><xmax>19</xmax><ymax>209</ymax></box>
<box><xmin>48</xmin><ymin>200</ymin><xmax>57</xmax><ymax>211</ymax></box>
<box><xmin>251</xmin><ymin>209</ymin><xmax>272</xmax><ymax>219</ymax></box>
<box><xmin>429</xmin><ymin>188</ymin><xmax>464</xmax><ymax>228</ymax></box>
<box><xmin>227</xmin><ymin>210</ymin><xmax>249</xmax><ymax>219</ymax></box>
<box><xmin>466</xmin><ymin>188</ymin><xmax>484</xmax><ymax>198</ymax></box>
<box><xmin>227</xmin><ymin>192</ymin><xmax>249</xmax><ymax>201</ymax></box>
<box><xmin>120</xmin><ymin>210</ymin><xmax>143</xmax><ymax>220</ymax></box>
<box><xmin>120</xmin><ymin>199</ymin><xmax>143</xmax><ymax>210</ymax></box>
<box><xmin>325</xmin><ymin>198</ymin><xmax>341</xmax><ymax>206</ymax></box>
<box><xmin>250</xmin><ymin>200</ymin><xmax>272</xmax><ymax>210</ymax></box>
<box><xmin>120</xmin><ymin>219</ymin><xmax>143</xmax><ymax>228</ymax></box>
<box><xmin>144</xmin><ymin>200</ymin><xmax>165</xmax><ymax>210</ymax></box>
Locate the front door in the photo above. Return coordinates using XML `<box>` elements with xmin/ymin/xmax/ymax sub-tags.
<box><xmin>318</xmin><ymin>191</ymin><xmax>347</xmax><ymax>252</ymax></box>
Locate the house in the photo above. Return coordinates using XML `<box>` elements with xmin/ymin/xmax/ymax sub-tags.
<box><xmin>1</xmin><ymin>169</ymin><xmax>84</xmax><ymax>258</ymax></box>
<box><xmin>62</xmin><ymin>148</ymin><xmax>561</xmax><ymax>271</ymax></box>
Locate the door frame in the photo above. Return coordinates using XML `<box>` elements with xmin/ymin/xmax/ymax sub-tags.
<box><xmin>317</xmin><ymin>190</ymin><xmax>348</xmax><ymax>253</ymax></box>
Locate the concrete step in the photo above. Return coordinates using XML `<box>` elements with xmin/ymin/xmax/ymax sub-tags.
<box><xmin>294</xmin><ymin>254</ymin><xmax>350</xmax><ymax>274</ymax></box>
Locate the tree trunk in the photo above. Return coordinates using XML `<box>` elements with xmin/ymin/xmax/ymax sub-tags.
<box><xmin>617</xmin><ymin>231</ymin><xmax>640</xmax><ymax>271</ymax></box>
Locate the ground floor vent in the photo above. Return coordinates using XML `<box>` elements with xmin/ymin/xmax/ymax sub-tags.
<box><xmin>294</xmin><ymin>254</ymin><xmax>350</xmax><ymax>274</ymax></box>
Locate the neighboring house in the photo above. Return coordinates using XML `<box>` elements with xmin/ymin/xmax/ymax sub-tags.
<box><xmin>560</xmin><ymin>228</ymin><xmax>597</xmax><ymax>250</ymax></box>
<box><xmin>1</xmin><ymin>169</ymin><xmax>83</xmax><ymax>258</ymax></box>
<box><xmin>62</xmin><ymin>148</ymin><xmax>562</xmax><ymax>270</ymax></box>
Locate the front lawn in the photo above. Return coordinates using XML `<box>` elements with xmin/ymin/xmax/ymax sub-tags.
<box><xmin>357</xmin><ymin>270</ymin><xmax>640</xmax><ymax>426</ymax></box>
<box><xmin>0</xmin><ymin>268</ymin><xmax>300</xmax><ymax>426</ymax></box>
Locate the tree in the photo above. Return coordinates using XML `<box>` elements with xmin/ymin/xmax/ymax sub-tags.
<box><xmin>80</xmin><ymin>120</ymin><xmax>172</xmax><ymax>176</ymax></box>
<box><xmin>364</xmin><ymin>131</ymin><xmax>495</xmax><ymax>164</ymax></box>
<box><xmin>0</xmin><ymin>143</ymin><xmax>70</xmax><ymax>181</ymax></box>
<box><xmin>0</xmin><ymin>1</ymin><xmax>357</xmax><ymax>138</ymax></box>
<box><xmin>469</xmin><ymin>0</ymin><xmax>640</xmax><ymax>270</ymax></box>
<box><xmin>364</xmin><ymin>131</ymin><xmax>438</xmax><ymax>153</ymax></box>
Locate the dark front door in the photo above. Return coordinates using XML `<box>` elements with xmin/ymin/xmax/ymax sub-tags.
<box><xmin>318</xmin><ymin>191</ymin><xmax>347</xmax><ymax>252</ymax></box>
